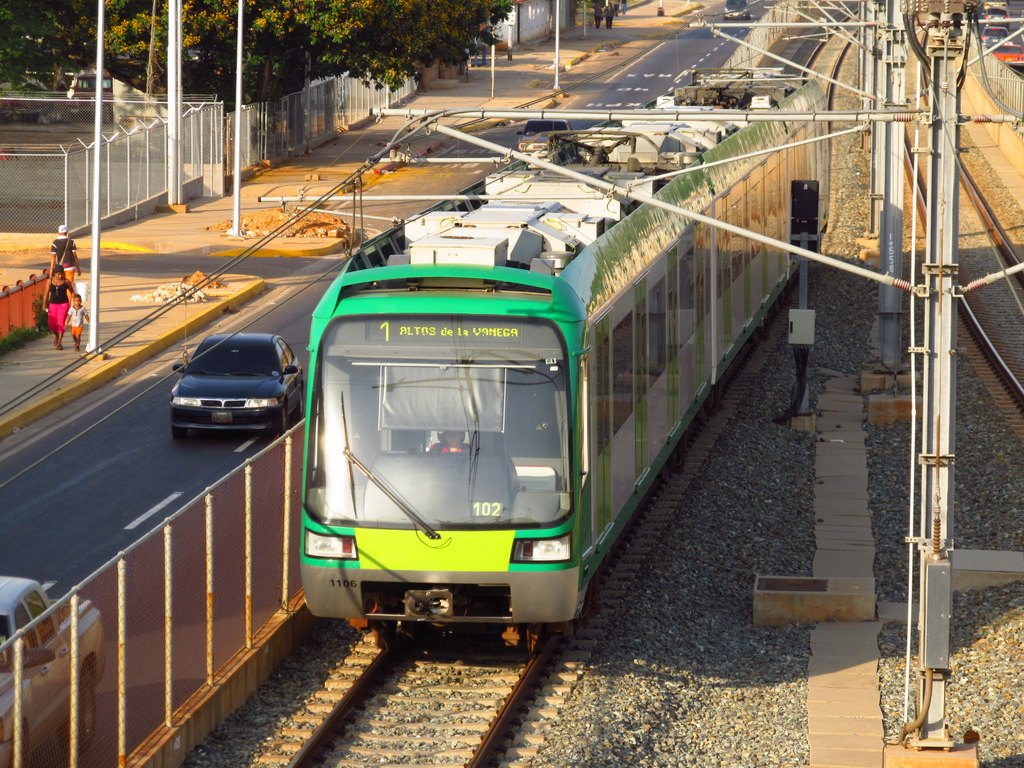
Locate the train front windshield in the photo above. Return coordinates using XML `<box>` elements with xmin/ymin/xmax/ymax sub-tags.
<box><xmin>305</xmin><ymin>315</ymin><xmax>572</xmax><ymax>530</ymax></box>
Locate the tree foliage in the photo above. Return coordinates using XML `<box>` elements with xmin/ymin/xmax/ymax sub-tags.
<box><xmin>0</xmin><ymin>4</ymin><xmax>66</xmax><ymax>89</ymax></box>
<box><xmin>2</xmin><ymin>0</ymin><xmax>511</xmax><ymax>102</ymax></box>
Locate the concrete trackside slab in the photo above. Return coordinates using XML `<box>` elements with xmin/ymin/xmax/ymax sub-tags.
<box><xmin>813</xmin><ymin>550</ymin><xmax>875</xmax><ymax>578</ymax></box>
<box><xmin>817</xmin><ymin>431</ymin><xmax>867</xmax><ymax>443</ymax></box>
<box><xmin>810</xmin><ymin>620</ymin><xmax>882</xmax><ymax>647</ymax></box>
<box><xmin>811</xmin><ymin>744</ymin><xmax>884</xmax><ymax>768</ymax></box>
<box><xmin>809</xmin><ymin>715</ymin><xmax>884</xmax><ymax>737</ymax></box>
<box><xmin>809</xmin><ymin>733</ymin><xmax>886</xmax><ymax>752</ymax></box>
<box><xmin>753</xmin><ymin>576</ymin><xmax>874</xmax><ymax>625</ymax></box>
<box><xmin>815</xmin><ymin>453</ymin><xmax>868</xmax><ymax>478</ymax></box>
<box><xmin>807</xmin><ymin>655</ymin><xmax>879</xmax><ymax>677</ymax></box>
<box><xmin>807</xmin><ymin>699</ymin><xmax>884</xmax><ymax>719</ymax></box>
<box><xmin>816</xmin><ymin>475</ymin><xmax>870</xmax><ymax>498</ymax></box>
<box><xmin>816</xmin><ymin>525</ymin><xmax>875</xmax><ymax>542</ymax></box>
<box><xmin>877</xmin><ymin>602</ymin><xmax>909</xmax><ymax>623</ymax></box>
<box><xmin>806</xmin><ymin>684</ymin><xmax>882</xmax><ymax>709</ymax></box>
<box><xmin>814</xmin><ymin>496</ymin><xmax>873</xmax><ymax>515</ymax></box>
<box><xmin>950</xmin><ymin>549</ymin><xmax>1024</xmax><ymax>591</ymax></box>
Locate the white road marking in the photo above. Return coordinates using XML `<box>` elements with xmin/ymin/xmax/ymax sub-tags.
<box><xmin>235</xmin><ymin>437</ymin><xmax>259</xmax><ymax>453</ymax></box>
<box><xmin>125</xmin><ymin>492</ymin><xmax>183</xmax><ymax>530</ymax></box>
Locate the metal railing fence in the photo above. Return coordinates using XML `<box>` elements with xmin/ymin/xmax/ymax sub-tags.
<box><xmin>0</xmin><ymin>427</ymin><xmax>304</xmax><ymax>768</ymax></box>
<box><xmin>224</xmin><ymin>75</ymin><xmax>416</xmax><ymax>175</ymax></box>
<box><xmin>722</xmin><ymin>1</ymin><xmax>797</xmax><ymax>70</ymax></box>
<box><xmin>971</xmin><ymin>51</ymin><xmax>1024</xmax><ymax>116</ymax></box>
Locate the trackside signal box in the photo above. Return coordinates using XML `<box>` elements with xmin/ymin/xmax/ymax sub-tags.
<box><xmin>788</xmin><ymin>309</ymin><xmax>815</xmax><ymax>345</ymax></box>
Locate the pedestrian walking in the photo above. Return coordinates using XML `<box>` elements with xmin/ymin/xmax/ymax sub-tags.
<box><xmin>64</xmin><ymin>293</ymin><xmax>90</xmax><ymax>352</ymax></box>
<box><xmin>49</xmin><ymin>224</ymin><xmax>80</xmax><ymax>283</ymax></box>
<box><xmin>594</xmin><ymin>3</ymin><xmax>602</xmax><ymax>26</ymax></box>
<box><xmin>604</xmin><ymin>3</ymin><xmax>614</xmax><ymax>27</ymax></box>
<box><xmin>44</xmin><ymin>266</ymin><xmax>74</xmax><ymax>350</ymax></box>
<box><xmin>621</xmin><ymin>0</ymin><xmax>627</xmax><ymax>14</ymax></box>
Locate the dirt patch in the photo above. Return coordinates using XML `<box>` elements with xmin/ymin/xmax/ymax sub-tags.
<box><xmin>209</xmin><ymin>207</ymin><xmax>352</xmax><ymax>243</ymax></box>
<box><xmin>131</xmin><ymin>271</ymin><xmax>230</xmax><ymax>304</ymax></box>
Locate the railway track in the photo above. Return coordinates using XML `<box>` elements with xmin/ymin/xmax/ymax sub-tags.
<box><xmin>910</xmin><ymin>141</ymin><xmax>1024</xmax><ymax>437</ymax></box>
<box><xmin>956</xmin><ymin>161</ymin><xmax>1024</xmax><ymax>437</ymax></box>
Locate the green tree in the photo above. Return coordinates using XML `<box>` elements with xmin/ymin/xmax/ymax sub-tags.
<box><xmin>308</xmin><ymin>0</ymin><xmax>512</xmax><ymax>90</ymax></box>
<box><xmin>0</xmin><ymin>5</ymin><xmax>67</xmax><ymax>90</ymax></box>
<box><xmin>5</xmin><ymin>0</ymin><xmax>511</xmax><ymax>102</ymax></box>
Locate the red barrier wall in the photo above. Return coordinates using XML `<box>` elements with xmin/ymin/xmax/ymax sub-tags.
<box><xmin>0</xmin><ymin>270</ymin><xmax>49</xmax><ymax>340</ymax></box>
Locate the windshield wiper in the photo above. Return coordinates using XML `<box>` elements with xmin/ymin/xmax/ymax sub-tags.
<box><xmin>342</xmin><ymin>449</ymin><xmax>441</xmax><ymax>540</ymax></box>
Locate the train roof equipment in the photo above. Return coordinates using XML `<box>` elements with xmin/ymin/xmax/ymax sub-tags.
<box><xmin>656</xmin><ymin>68</ymin><xmax>804</xmax><ymax>110</ymax></box>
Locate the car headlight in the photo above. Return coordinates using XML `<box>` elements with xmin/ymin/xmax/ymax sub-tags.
<box><xmin>245</xmin><ymin>396</ymin><xmax>283</xmax><ymax>408</ymax></box>
<box><xmin>172</xmin><ymin>396</ymin><xmax>202</xmax><ymax>407</ymax></box>
<box><xmin>512</xmin><ymin>533</ymin><xmax>571</xmax><ymax>563</ymax></box>
<box><xmin>305</xmin><ymin>531</ymin><xmax>358</xmax><ymax>560</ymax></box>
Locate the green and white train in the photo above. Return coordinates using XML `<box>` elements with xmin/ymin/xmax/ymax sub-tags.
<box><xmin>300</xmin><ymin>81</ymin><xmax>829</xmax><ymax>647</ymax></box>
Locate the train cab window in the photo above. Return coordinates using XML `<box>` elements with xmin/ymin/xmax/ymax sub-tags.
<box><xmin>308</xmin><ymin>314</ymin><xmax>572</xmax><ymax>528</ymax></box>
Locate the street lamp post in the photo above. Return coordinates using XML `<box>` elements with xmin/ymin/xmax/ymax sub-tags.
<box><xmin>231</xmin><ymin>0</ymin><xmax>244</xmax><ymax>237</ymax></box>
<box><xmin>554</xmin><ymin>0</ymin><xmax>561</xmax><ymax>91</ymax></box>
<box><xmin>87</xmin><ymin>0</ymin><xmax>105</xmax><ymax>353</ymax></box>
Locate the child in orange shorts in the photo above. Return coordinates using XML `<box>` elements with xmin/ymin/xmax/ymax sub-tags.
<box><xmin>64</xmin><ymin>293</ymin><xmax>90</xmax><ymax>352</ymax></box>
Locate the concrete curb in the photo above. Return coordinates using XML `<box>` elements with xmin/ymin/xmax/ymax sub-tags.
<box><xmin>0</xmin><ymin>277</ymin><xmax>265</xmax><ymax>438</ymax></box>
<box><xmin>208</xmin><ymin>242</ymin><xmax>350</xmax><ymax>258</ymax></box>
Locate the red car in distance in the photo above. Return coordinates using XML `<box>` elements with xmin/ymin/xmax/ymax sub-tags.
<box><xmin>993</xmin><ymin>42</ymin><xmax>1024</xmax><ymax>68</ymax></box>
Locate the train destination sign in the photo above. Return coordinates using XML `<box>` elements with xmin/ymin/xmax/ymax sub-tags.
<box><xmin>366</xmin><ymin>318</ymin><xmax>525</xmax><ymax>345</ymax></box>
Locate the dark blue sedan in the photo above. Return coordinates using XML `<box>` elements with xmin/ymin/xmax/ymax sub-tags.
<box><xmin>170</xmin><ymin>332</ymin><xmax>303</xmax><ymax>438</ymax></box>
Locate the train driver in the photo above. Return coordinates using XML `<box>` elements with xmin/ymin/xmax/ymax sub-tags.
<box><xmin>429</xmin><ymin>431</ymin><xmax>471</xmax><ymax>453</ymax></box>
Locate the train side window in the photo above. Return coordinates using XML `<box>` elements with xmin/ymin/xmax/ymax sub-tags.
<box><xmin>611</xmin><ymin>312</ymin><xmax>633</xmax><ymax>434</ymax></box>
<box><xmin>649</xmin><ymin>277</ymin><xmax>667</xmax><ymax>380</ymax></box>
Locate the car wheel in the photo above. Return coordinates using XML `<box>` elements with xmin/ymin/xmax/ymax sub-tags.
<box><xmin>171</xmin><ymin>425</ymin><xmax>188</xmax><ymax>439</ymax></box>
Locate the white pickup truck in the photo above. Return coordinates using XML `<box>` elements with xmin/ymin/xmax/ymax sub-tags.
<box><xmin>0</xmin><ymin>577</ymin><xmax>105</xmax><ymax>768</ymax></box>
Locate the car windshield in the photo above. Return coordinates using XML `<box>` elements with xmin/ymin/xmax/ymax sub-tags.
<box><xmin>305</xmin><ymin>314</ymin><xmax>572</xmax><ymax>530</ymax></box>
<box><xmin>191</xmin><ymin>340</ymin><xmax>279</xmax><ymax>375</ymax></box>
<box><xmin>523</xmin><ymin>120</ymin><xmax>567</xmax><ymax>136</ymax></box>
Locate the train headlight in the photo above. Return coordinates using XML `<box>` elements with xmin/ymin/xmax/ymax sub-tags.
<box><xmin>512</xmin><ymin>533</ymin><xmax>571</xmax><ymax>563</ymax></box>
<box><xmin>305</xmin><ymin>531</ymin><xmax>358</xmax><ymax>560</ymax></box>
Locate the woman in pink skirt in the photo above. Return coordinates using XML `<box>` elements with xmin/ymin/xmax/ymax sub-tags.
<box><xmin>45</xmin><ymin>267</ymin><xmax>75</xmax><ymax>349</ymax></box>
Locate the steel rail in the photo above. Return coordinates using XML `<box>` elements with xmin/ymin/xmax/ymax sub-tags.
<box><xmin>285</xmin><ymin>642</ymin><xmax>400</xmax><ymax>768</ymax></box>
<box><xmin>467</xmin><ymin>634</ymin><xmax>564</xmax><ymax>768</ymax></box>
<box><xmin>905</xmin><ymin>137</ymin><xmax>1024</xmax><ymax>414</ymax></box>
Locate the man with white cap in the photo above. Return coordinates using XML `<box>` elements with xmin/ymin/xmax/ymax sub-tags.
<box><xmin>50</xmin><ymin>224</ymin><xmax>80</xmax><ymax>282</ymax></box>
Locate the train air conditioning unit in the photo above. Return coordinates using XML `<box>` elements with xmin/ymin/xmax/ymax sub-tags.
<box><xmin>408</xmin><ymin>235</ymin><xmax>509</xmax><ymax>266</ymax></box>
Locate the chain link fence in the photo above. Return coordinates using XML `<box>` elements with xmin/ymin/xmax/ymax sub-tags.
<box><xmin>224</xmin><ymin>75</ymin><xmax>416</xmax><ymax>176</ymax></box>
<box><xmin>3</xmin><ymin>73</ymin><xmax>414</xmax><ymax>234</ymax></box>
<box><xmin>0</xmin><ymin>97</ymin><xmax>222</xmax><ymax>234</ymax></box>
<box><xmin>0</xmin><ymin>428</ymin><xmax>304</xmax><ymax>768</ymax></box>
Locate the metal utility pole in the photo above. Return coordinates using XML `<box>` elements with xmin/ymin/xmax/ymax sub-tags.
<box><xmin>167</xmin><ymin>0</ymin><xmax>183</xmax><ymax>205</ymax></box>
<box><xmin>868</xmin><ymin>0</ymin><xmax>885</xmax><ymax>236</ymax></box>
<box><xmin>87</xmin><ymin>0</ymin><xmax>105</xmax><ymax>354</ymax></box>
<box><xmin>877</xmin><ymin>0</ymin><xmax>908</xmax><ymax>372</ymax></box>
<box><xmin>904</xmin><ymin>3</ymin><xmax>962</xmax><ymax>752</ymax></box>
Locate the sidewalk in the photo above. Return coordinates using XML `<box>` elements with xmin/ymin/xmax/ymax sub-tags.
<box><xmin>0</xmin><ymin>0</ymin><xmax>698</xmax><ymax>438</ymax></box>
